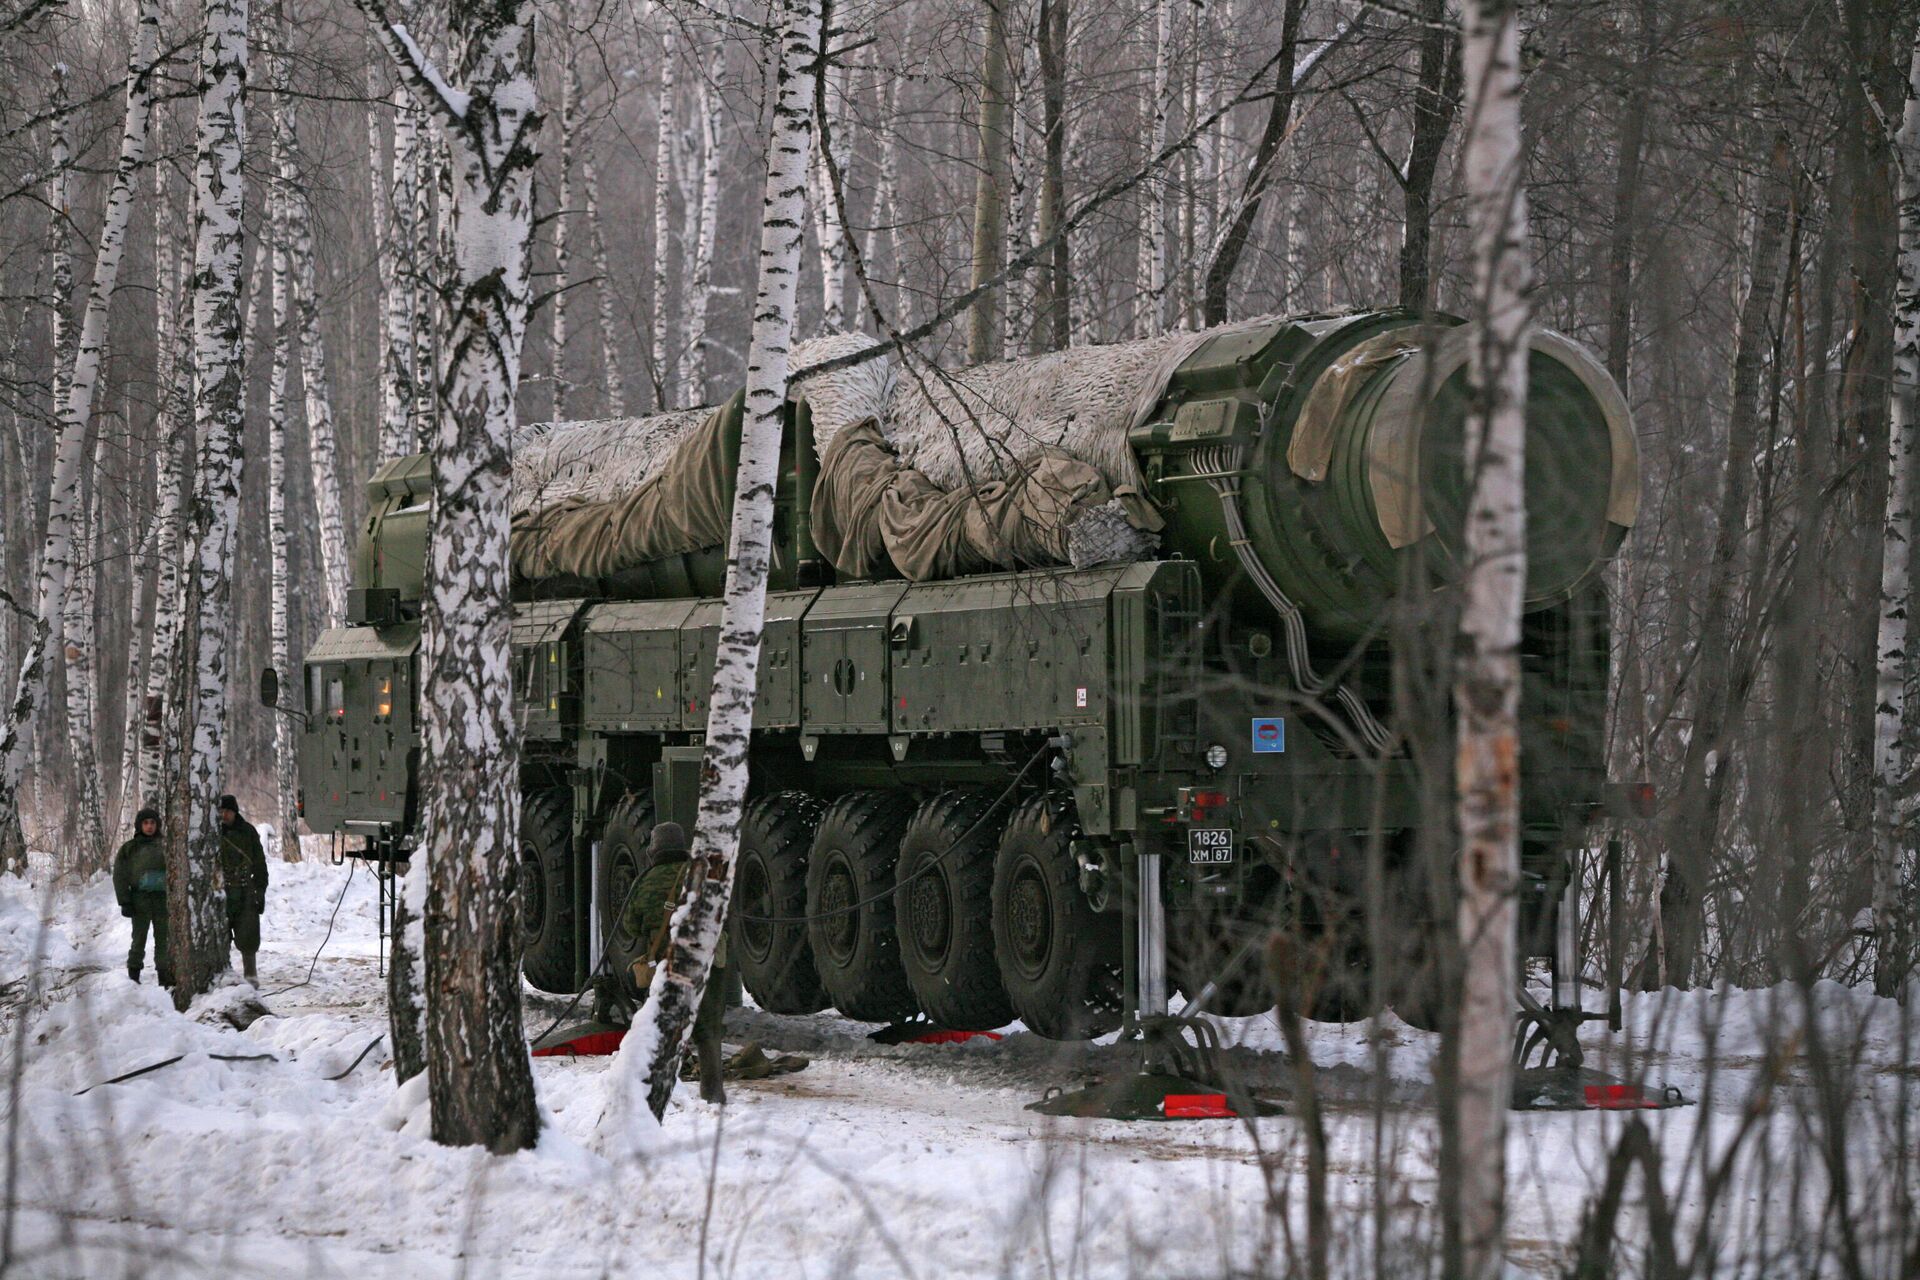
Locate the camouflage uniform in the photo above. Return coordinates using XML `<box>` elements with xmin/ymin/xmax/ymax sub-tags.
<box><xmin>112</xmin><ymin>808</ymin><xmax>172</xmax><ymax>985</ymax></box>
<box><xmin>620</xmin><ymin>823</ymin><xmax>729</xmax><ymax>1102</ymax></box>
<box><xmin>217</xmin><ymin>794</ymin><xmax>268</xmax><ymax>979</ymax></box>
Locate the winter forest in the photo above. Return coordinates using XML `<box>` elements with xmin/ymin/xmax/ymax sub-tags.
<box><xmin>2</xmin><ymin>0</ymin><xmax>1919</xmax><ymax>1274</ymax></box>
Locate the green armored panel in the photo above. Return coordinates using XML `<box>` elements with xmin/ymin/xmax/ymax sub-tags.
<box><xmin>681</xmin><ymin>590</ymin><xmax>816</xmax><ymax>729</ymax></box>
<box><xmin>581</xmin><ymin>599</ymin><xmax>698</xmax><ymax>732</ymax></box>
<box><xmin>801</xmin><ymin>582</ymin><xmax>907</xmax><ymax>733</ymax></box>
<box><xmin>510</xmin><ymin>599</ymin><xmax>586</xmax><ymax>741</ymax></box>
<box><xmin>891</xmin><ymin>568</ymin><xmax>1120</xmax><ymax>735</ymax></box>
<box><xmin>1107</xmin><ymin>560</ymin><xmax>1202</xmax><ymax>766</ymax></box>
<box><xmin>298</xmin><ymin>623</ymin><xmax>419</xmax><ymax>832</ymax></box>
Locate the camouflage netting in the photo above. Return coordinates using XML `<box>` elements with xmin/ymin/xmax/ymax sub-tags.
<box><xmin>510</xmin><ymin>321</ymin><xmax>1283</xmax><ymax>583</ymax></box>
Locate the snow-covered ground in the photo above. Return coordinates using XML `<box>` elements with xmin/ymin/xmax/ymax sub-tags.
<box><xmin>3</xmin><ymin>844</ymin><xmax>1915</xmax><ymax>1278</ymax></box>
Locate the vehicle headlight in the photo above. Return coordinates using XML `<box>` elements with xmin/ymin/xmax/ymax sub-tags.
<box><xmin>1204</xmin><ymin>743</ymin><xmax>1228</xmax><ymax>771</ymax></box>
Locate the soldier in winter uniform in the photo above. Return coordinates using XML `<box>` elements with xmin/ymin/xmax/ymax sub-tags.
<box><xmin>113</xmin><ymin>808</ymin><xmax>172</xmax><ymax>986</ymax></box>
<box><xmin>217</xmin><ymin>794</ymin><xmax>269</xmax><ymax>980</ymax></box>
<box><xmin>621</xmin><ymin>822</ymin><xmax>729</xmax><ymax>1103</ymax></box>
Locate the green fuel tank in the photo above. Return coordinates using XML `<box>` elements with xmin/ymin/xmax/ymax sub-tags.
<box><xmin>1130</xmin><ymin>311</ymin><xmax>1637</xmax><ymax>644</ymax></box>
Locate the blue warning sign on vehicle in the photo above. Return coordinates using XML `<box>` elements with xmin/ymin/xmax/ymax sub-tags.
<box><xmin>1251</xmin><ymin>717</ymin><xmax>1285</xmax><ymax>753</ymax></box>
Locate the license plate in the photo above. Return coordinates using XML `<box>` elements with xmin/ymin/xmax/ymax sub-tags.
<box><xmin>1188</xmin><ymin>828</ymin><xmax>1234</xmax><ymax>865</ymax></box>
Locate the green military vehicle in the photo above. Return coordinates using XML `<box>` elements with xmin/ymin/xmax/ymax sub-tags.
<box><xmin>292</xmin><ymin>310</ymin><xmax>1636</xmax><ymax>1040</ymax></box>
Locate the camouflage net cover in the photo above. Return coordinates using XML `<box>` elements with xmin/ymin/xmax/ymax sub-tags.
<box><xmin>509</xmin><ymin>322</ymin><xmax>1282</xmax><ymax>583</ymax></box>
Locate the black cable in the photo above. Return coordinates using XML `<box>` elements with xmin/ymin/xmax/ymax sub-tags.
<box><xmin>325</xmin><ymin>1036</ymin><xmax>384</xmax><ymax>1080</ymax></box>
<box><xmin>260</xmin><ymin>857</ymin><xmax>356</xmax><ymax>998</ymax></box>
<box><xmin>526</xmin><ymin>843</ymin><xmax>652</xmax><ymax>1049</ymax></box>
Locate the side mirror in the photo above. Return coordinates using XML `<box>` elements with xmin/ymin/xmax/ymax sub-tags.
<box><xmin>259</xmin><ymin>666</ymin><xmax>280</xmax><ymax>709</ymax></box>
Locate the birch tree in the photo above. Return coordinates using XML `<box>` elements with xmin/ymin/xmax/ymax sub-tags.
<box><xmin>133</xmin><ymin>147</ymin><xmax>193</xmax><ymax>813</ymax></box>
<box><xmin>968</xmin><ymin>0</ymin><xmax>1011</xmax><ymax>362</ymax></box>
<box><xmin>382</xmin><ymin>71</ymin><xmax>422</xmax><ymax>459</ymax></box>
<box><xmin>551</xmin><ymin>14</ymin><xmax>577</xmax><ymax>418</ymax></box>
<box><xmin>170</xmin><ymin>0</ymin><xmax>250</xmax><ymax>1001</ymax></box>
<box><xmin>359</xmin><ymin>0</ymin><xmax>542</xmax><ymax>1152</ymax></box>
<box><xmin>267</xmin><ymin>5</ymin><xmax>300</xmax><ymax>858</ymax></box>
<box><xmin>1451</xmin><ymin>0</ymin><xmax>1531</xmax><ymax>1274</ymax></box>
<box><xmin>584</xmin><ymin>149</ymin><xmax>625</xmax><ymax>415</ymax></box>
<box><xmin>288</xmin><ymin>168</ymin><xmax>350</xmax><ymax>623</ymax></box>
<box><xmin>1032</xmin><ymin>0</ymin><xmax>1070</xmax><ymax>349</ymax></box>
<box><xmin>1874</xmin><ymin>42</ymin><xmax>1920</xmax><ymax>997</ymax></box>
<box><xmin>651</xmin><ymin>39</ymin><xmax>677</xmax><ymax>406</ymax></box>
<box><xmin>613</xmin><ymin>0</ymin><xmax>823</xmax><ymax>1126</ymax></box>
<box><xmin>0</xmin><ymin>1</ymin><xmax>160</xmax><ymax>872</ymax></box>
<box><xmin>48</xmin><ymin>63</ymin><xmax>105</xmax><ymax>865</ymax></box>
<box><xmin>810</xmin><ymin>18</ymin><xmax>852</xmax><ymax>332</ymax></box>
<box><xmin>1136</xmin><ymin>0</ymin><xmax>1172</xmax><ymax>335</ymax></box>
<box><xmin>685</xmin><ymin>56</ymin><xmax>722</xmax><ymax>400</ymax></box>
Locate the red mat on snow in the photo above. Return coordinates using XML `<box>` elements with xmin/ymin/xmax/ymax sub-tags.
<box><xmin>532</xmin><ymin>1029</ymin><xmax>627</xmax><ymax>1057</ymax></box>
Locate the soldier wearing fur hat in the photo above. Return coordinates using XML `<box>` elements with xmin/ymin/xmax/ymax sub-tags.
<box><xmin>217</xmin><ymin>794</ymin><xmax>269</xmax><ymax>981</ymax></box>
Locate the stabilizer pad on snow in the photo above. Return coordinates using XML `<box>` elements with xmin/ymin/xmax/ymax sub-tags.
<box><xmin>1510</xmin><ymin>1066</ymin><xmax>1690</xmax><ymax>1111</ymax></box>
<box><xmin>1028</xmin><ymin>1071</ymin><xmax>1283</xmax><ymax>1121</ymax></box>
<box><xmin>531</xmin><ymin>1021</ymin><xmax>627</xmax><ymax>1057</ymax></box>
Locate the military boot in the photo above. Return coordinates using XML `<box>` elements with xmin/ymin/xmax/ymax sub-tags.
<box><xmin>242</xmin><ymin>952</ymin><xmax>257</xmax><ymax>983</ymax></box>
<box><xmin>126</xmin><ymin>960</ymin><xmax>139</xmax><ymax>983</ymax></box>
<box><xmin>698</xmin><ymin>1044</ymin><xmax>726</xmax><ymax>1105</ymax></box>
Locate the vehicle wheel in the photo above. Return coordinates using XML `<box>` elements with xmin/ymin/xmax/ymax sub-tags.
<box><xmin>1280</xmin><ymin>881</ymin><xmax>1378</xmax><ymax>1024</ymax></box>
<box><xmin>519</xmin><ymin>788</ymin><xmax>578</xmax><ymax>994</ymax></box>
<box><xmin>1172</xmin><ymin>864</ymin><xmax>1281</xmax><ymax>1018</ymax></box>
<box><xmin>597</xmin><ymin>791</ymin><xmax>656</xmax><ymax>998</ymax></box>
<box><xmin>991</xmin><ymin>797</ymin><xmax>1122</xmax><ymax>1040</ymax></box>
<box><xmin>894</xmin><ymin>791</ymin><xmax>1014</xmax><ymax>1031</ymax></box>
<box><xmin>806</xmin><ymin>792</ymin><xmax>920</xmax><ymax>1023</ymax></box>
<box><xmin>731</xmin><ymin>791</ymin><xmax>830</xmax><ymax>1014</ymax></box>
<box><xmin>1387</xmin><ymin>866</ymin><xmax>1449</xmax><ymax>1032</ymax></box>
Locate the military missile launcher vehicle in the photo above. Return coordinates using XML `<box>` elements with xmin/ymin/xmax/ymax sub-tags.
<box><xmin>292</xmin><ymin>310</ymin><xmax>1637</xmax><ymax>1039</ymax></box>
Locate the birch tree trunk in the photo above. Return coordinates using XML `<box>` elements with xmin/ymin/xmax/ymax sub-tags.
<box><xmin>613</xmin><ymin>0</ymin><xmax>822</xmax><ymax>1128</ymax></box>
<box><xmin>288</xmin><ymin>180</ymin><xmax>350</xmax><ymax>624</ymax></box>
<box><xmin>170</xmin><ymin>0</ymin><xmax>250</xmax><ymax>1003</ymax></box>
<box><xmin>1452</xmin><ymin>1</ymin><xmax>1530</xmax><ymax>1274</ymax></box>
<box><xmin>137</xmin><ymin>214</ymin><xmax>193</xmax><ymax>810</ymax></box>
<box><xmin>1874</xmin><ymin>44</ymin><xmax>1920</xmax><ymax>997</ymax></box>
<box><xmin>1401</xmin><ymin>0</ymin><xmax>1460</xmax><ymax>312</ymax></box>
<box><xmin>1032</xmin><ymin>0</ymin><xmax>1070</xmax><ymax>350</ymax></box>
<box><xmin>686</xmin><ymin>57</ymin><xmax>722</xmax><ymax>401</ymax></box>
<box><xmin>49</xmin><ymin>64</ymin><xmax>106</xmax><ymax>867</ymax></box>
<box><xmin>968</xmin><ymin>0</ymin><xmax>1011</xmax><ymax>363</ymax></box>
<box><xmin>63</xmin><ymin>436</ymin><xmax>104</xmax><ymax>868</ymax></box>
<box><xmin>360</xmin><ymin>0</ymin><xmax>542</xmax><ymax>1152</ymax></box>
<box><xmin>1643</xmin><ymin>132</ymin><xmax>1791</xmax><ymax>990</ymax></box>
<box><xmin>584</xmin><ymin>151</ymin><xmax>625</xmax><ymax>415</ymax></box>
<box><xmin>383</xmin><ymin>81</ymin><xmax>422</xmax><ymax>458</ymax></box>
<box><xmin>0</xmin><ymin>1</ymin><xmax>161</xmax><ymax>873</ymax></box>
<box><xmin>810</xmin><ymin>28</ymin><xmax>851</xmax><ymax>332</ymax></box>
<box><xmin>1200</xmin><ymin>0</ymin><xmax>1306</xmax><ymax>325</ymax></box>
<box><xmin>1136</xmin><ymin>0</ymin><xmax>1172</xmax><ymax>336</ymax></box>
<box><xmin>267</xmin><ymin>11</ymin><xmax>300</xmax><ymax>859</ymax></box>
<box><xmin>652</xmin><ymin>43</ymin><xmax>677</xmax><ymax>407</ymax></box>
<box><xmin>552</xmin><ymin>15</ymin><xmax>577</xmax><ymax>420</ymax></box>
<box><xmin>870</xmin><ymin>48</ymin><xmax>906</xmax><ymax>326</ymax></box>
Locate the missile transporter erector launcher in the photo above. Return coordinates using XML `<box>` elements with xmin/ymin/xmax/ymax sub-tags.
<box><xmin>295</xmin><ymin>310</ymin><xmax>1638</xmax><ymax>1039</ymax></box>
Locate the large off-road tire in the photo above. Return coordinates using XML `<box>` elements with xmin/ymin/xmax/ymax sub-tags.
<box><xmin>991</xmin><ymin>797</ymin><xmax>1123</xmax><ymax>1040</ymax></box>
<box><xmin>596</xmin><ymin>791</ymin><xmax>656</xmax><ymax>998</ymax></box>
<box><xmin>1172</xmin><ymin>863</ymin><xmax>1282</xmax><ymax>1018</ymax></box>
<box><xmin>806</xmin><ymin>791</ymin><xmax>921</xmax><ymax>1023</ymax></box>
<box><xmin>519</xmin><ymin>788</ymin><xmax>578</xmax><ymax>993</ymax></box>
<box><xmin>1281</xmin><ymin>879</ymin><xmax>1379</xmax><ymax>1024</ymax></box>
<box><xmin>1386</xmin><ymin>864</ymin><xmax>1449</xmax><ymax>1032</ymax></box>
<box><xmin>731</xmin><ymin>791</ymin><xmax>830</xmax><ymax>1014</ymax></box>
<box><xmin>894</xmin><ymin>791</ymin><xmax>1014</xmax><ymax>1031</ymax></box>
